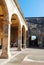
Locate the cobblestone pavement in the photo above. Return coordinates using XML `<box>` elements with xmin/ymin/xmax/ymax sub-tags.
<box><xmin>4</xmin><ymin>48</ymin><xmax>44</xmax><ymax>65</ymax></box>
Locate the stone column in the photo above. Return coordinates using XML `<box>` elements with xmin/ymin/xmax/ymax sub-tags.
<box><xmin>1</xmin><ymin>36</ymin><xmax>8</xmax><ymax>58</ymax></box>
<box><xmin>8</xmin><ymin>24</ymin><xmax>11</xmax><ymax>58</ymax></box>
<box><xmin>0</xmin><ymin>24</ymin><xmax>8</xmax><ymax>58</ymax></box>
<box><xmin>23</xmin><ymin>30</ymin><xmax>26</xmax><ymax>48</ymax></box>
<box><xmin>1</xmin><ymin>38</ymin><xmax>3</xmax><ymax>48</ymax></box>
<box><xmin>0</xmin><ymin>38</ymin><xmax>2</xmax><ymax>49</ymax></box>
<box><xmin>17</xmin><ymin>27</ymin><xmax>22</xmax><ymax>51</ymax></box>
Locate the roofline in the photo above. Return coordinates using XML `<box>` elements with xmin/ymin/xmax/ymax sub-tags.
<box><xmin>13</xmin><ymin>0</ymin><xmax>27</xmax><ymax>25</ymax></box>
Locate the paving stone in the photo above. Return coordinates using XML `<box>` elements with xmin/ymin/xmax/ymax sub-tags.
<box><xmin>21</xmin><ymin>61</ymin><xmax>44</xmax><ymax>65</ymax></box>
<box><xmin>0</xmin><ymin>48</ymin><xmax>44</xmax><ymax>65</ymax></box>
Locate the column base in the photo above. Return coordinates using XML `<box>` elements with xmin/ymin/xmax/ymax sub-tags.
<box><xmin>17</xmin><ymin>48</ymin><xmax>21</xmax><ymax>51</ymax></box>
<box><xmin>23</xmin><ymin>44</ymin><xmax>26</xmax><ymax>49</ymax></box>
<box><xmin>0</xmin><ymin>53</ymin><xmax>8</xmax><ymax>59</ymax></box>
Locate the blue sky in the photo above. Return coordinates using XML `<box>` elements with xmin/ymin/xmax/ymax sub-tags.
<box><xmin>18</xmin><ymin>0</ymin><xmax>44</xmax><ymax>17</ymax></box>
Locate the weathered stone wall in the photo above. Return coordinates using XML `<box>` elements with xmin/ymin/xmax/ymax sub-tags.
<box><xmin>26</xmin><ymin>21</ymin><xmax>44</xmax><ymax>47</ymax></box>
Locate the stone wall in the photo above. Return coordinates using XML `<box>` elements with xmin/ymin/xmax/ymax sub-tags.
<box><xmin>26</xmin><ymin>21</ymin><xmax>44</xmax><ymax>48</ymax></box>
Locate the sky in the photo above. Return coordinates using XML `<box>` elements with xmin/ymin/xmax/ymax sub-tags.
<box><xmin>18</xmin><ymin>0</ymin><xmax>44</xmax><ymax>17</ymax></box>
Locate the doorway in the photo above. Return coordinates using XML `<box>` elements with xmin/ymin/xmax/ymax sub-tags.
<box><xmin>29</xmin><ymin>35</ymin><xmax>38</xmax><ymax>47</ymax></box>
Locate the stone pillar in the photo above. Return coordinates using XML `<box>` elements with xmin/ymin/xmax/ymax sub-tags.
<box><xmin>23</xmin><ymin>30</ymin><xmax>26</xmax><ymax>48</ymax></box>
<box><xmin>17</xmin><ymin>27</ymin><xmax>22</xmax><ymax>51</ymax></box>
<box><xmin>8</xmin><ymin>24</ymin><xmax>11</xmax><ymax>58</ymax></box>
<box><xmin>0</xmin><ymin>24</ymin><xmax>8</xmax><ymax>58</ymax></box>
<box><xmin>1</xmin><ymin>38</ymin><xmax>3</xmax><ymax>48</ymax></box>
<box><xmin>1</xmin><ymin>36</ymin><xmax>8</xmax><ymax>58</ymax></box>
<box><xmin>0</xmin><ymin>38</ymin><xmax>2</xmax><ymax>49</ymax></box>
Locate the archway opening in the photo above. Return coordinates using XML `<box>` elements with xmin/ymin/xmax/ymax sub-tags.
<box><xmin>10</xmin><ymin>14</ymin><xmax>21</xmax><ymax>51</ymax></box>
<box><xmin>10</xmin><ymin>26</ymin><xmax>18</xmax><ymax>48</ymax></box>
<box><xmin>29</xmin><ymin>35</ymin><xmax>38</xmax><ymax>47</ymax></box>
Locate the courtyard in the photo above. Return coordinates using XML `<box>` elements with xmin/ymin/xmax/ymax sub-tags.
<box><xmin>0</xmin><ymin>48</ymin><xmax>44</xmax><ymax>65</ymax></box>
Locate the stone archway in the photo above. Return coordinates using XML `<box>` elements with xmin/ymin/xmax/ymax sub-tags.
<box><xmin>22</xmin><ymin>25</ymin><xmax>26</xmax><ymax>48</ymax></box>
<box><xmin>10</xmin><ymin>14</ymin><xmax>22</xmax><ymax>51</ymax></box>
<box><xmin>0</xmin><ymin>0</ymin><xmax>9</xmax><ymax>58</ymax></box>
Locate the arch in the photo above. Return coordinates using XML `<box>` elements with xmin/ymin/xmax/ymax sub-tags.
<box><xmin>0</xmin><ymin>0</ymin><xmax>9</xmax><ymax>21</ymax></box>
<box><xmin>22</xmin><ymin>25</ymin><xmax>26</xmax><ymax>48</ymax></box>
<box><xmin>11</xmin><ymin>14</ymin><xmax>21</xmax><ymax>26</ymax></box>
<box><xmin>10</xmin><ymin>13</ymin><xmax>22</xmax><ymax>51</ymax></box>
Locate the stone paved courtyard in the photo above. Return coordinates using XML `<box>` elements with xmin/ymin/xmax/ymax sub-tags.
<box><xmin>0</xmin><ymin>48</ymin><xmax>44</xmax><ymax>65</ymax></box>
